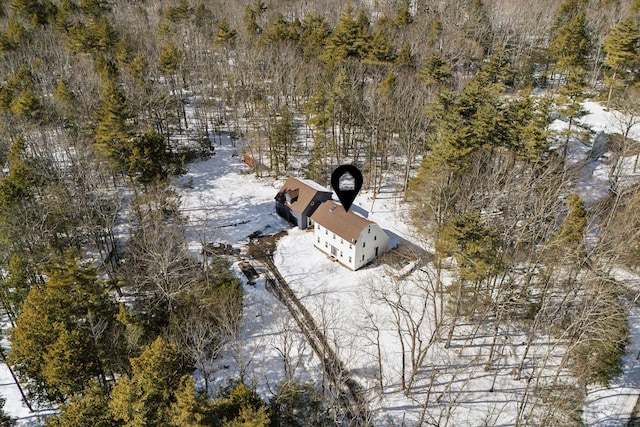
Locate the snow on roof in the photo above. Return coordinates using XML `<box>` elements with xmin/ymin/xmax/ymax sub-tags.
<box><xmin>311</xmin><ymin>200</ymin><xmax>376</xmax><ymax>242</ymax></box>
<box><xmin>299</xmin><ymin>178</ymin><xmax>331</xmax><ymax>193</ymax></box>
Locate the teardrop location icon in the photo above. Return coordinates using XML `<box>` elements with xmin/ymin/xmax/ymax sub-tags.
<box><xmin>330</xmin><ymin>165</ymin><xmax>363</xmax><ymax>212</ymax></box>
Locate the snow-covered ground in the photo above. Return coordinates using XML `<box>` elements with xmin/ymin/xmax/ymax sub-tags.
<box><xmin>580</xmin><ymin>101</ymin><xmax>640</xmax><ymax>142</ymax></box>
<box><xmin>550</xmin><ymin>100</ymin><xmax>640</xmax><ymax>204</ymax></box>
<box><xmin>273</xmin><ymin>215</ymin><xmax>570</xmax><ymax>425</ymax></box>
<box><xmin>2</xmin><ymin>100</ymin><xmax>640</xmax><ymax>425</ymax></box>
<box><xmin>175</xmin><ymin>120</ymin><xmax>640</xmax><ymax>424</ymax></box>
<box><xmin>175</xmin><ymin>100</ymin><xmax>640</xmax><ymax>425</ymax></box>
<box><xmin>0</xmin><ymin>319</ymin><xmax>55</xmax><ymax>426</ymax></box>
<box><xmin>583</xmin><ymin>307</ymin><xmax>640</xmax><ymax>426</ymax></box>
<box><xmin>175</xmin><ymin>142</ymin><xmax>291</xmax><ymax>249</ymax></box>
<box><xmin>175</xmin><ymin>139</ymin><xmax>321</xmax><ymax>396</ymax></box>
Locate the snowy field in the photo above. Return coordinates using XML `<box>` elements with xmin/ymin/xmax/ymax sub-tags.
<box><xmin>1</xmin><ymin>100</ymin><xmax>640</xmax><ymax>425</ymax></box>
<box><xmin>175</xmin><ymin>101</ymin><xmax>640</xmax><ymax>425</ymax></box>
<box><xmin>274</xmin><ymin>217</ymin><xmax>570</xmax><ymax>425</ymax></box>
<box><xmin>551</xmin><ymin>100</ymin><xmax>640</xmax><ymax>205</ymax></box>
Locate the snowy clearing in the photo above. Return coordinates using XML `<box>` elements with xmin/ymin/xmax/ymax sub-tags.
<box><xmin>2</xmin><ymin>101</ymin><xmax>640</xmax><ymax>426</ymax></box>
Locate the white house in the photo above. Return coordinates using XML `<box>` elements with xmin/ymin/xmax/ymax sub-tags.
<box><xmin>311</xmin><ymin>200</ymin><xmax>390</xmax><ymax>270</ymax></box>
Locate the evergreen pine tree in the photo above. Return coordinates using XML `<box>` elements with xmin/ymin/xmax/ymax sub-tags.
<box><xmin>9</xmin><ymin>88</ymin><xmax>41</xmax><ymax>120</ymax></box>
<box><xmin>54</xmin><ymin>78</ymin><xmax>73</xmax><ymax>107</ymax></box>
<box><xmin>320</xmin><ymin>7</ymin><xmax>372</xmax><ymax>62</ymax></box>
<box><xmin>210</xmin><ymin>382</ymin><xmax>270</xmax><ymax>425</ymax></box>
<box><xmin>128</xmin><ymin>52</ymin><xmax>148</xmax><ymax>82</ymax></box>
<box><xmin>418</xmin><ymin>53</ymin><xmax>453</xmax><ymax>87</ymax></box>
<box><xmin>435</xmin><ymin>211</ymin><xmax>501</xmax><ymax>284</ymax></box>
<box><xmin>11</xmin><ymin>0</ymin><xmax>58</xmax><ymax>26</ymax></box>
<box><xmin>394</xmin><ymin>0</ymin><xmax>412</xmax><ymax>26</ymax></box>
<box><xmin>45</xmin><ymin>381</ymin><xmax>116</xmax><ymax>427</ymax></box>
<box><xmin>54</xmin><ymin>78</ymin><xmax>75</xmax><ymax>121</ymax></box>
<box><xmin>263</xmin><ymin>14</ymin><xmax>299</xmax><ymax>43</ymax></box>
<box><xmin>94</xmin><ymin>77</ymin><xmax>132</xmax><ymax>171</ymax></box>
<box><xmin>554</xmin><ymin>193</ymin><xmax>587</xmax><ymax>249</ymax></box>
<box><xmin>42</xmin><ymin>326</ymin><xmax>101</xmax><ymax>400</ymax></box>
<box><xmin>299</xmin><ymin>13</ymin><xmax>331</xmax><ymax>60</ymax></box>
<box><xmin>167</xmin><ymin>0</ymin><xmax>192</xmax><ymax>23</ymax></box>
<box><xmin>109</xmin><ymin>337</ymin><xmax>189</xmax><ymax>427</ymax></box>
<box><xmin>508</xmin><ymin>93</ymin><xmax>551</xmax><ymax>162</ymax></box>
<box><xmin>169</xmin><ymin>376</ymin><xmax>207</xmax><ymax>427</ymax></box>
<box><xmin>0</xmin><ymin>17</ymin><xmax>25</xmax><ymax>51</ymax></box>
<box><xmin>0</xmin><ymin>254</ymin><xmax>34</xmax><ymax>323</ymax></box>
<box><xmin>377</xmin><ymin>71</ymin><xmax>396</xmax><ymax>99</ymax></box>
<box><xmin>80</xmin><ymin>0</ymin><xmax>109</xmax><ymax>17</ymax></box>
<box><xmin>366</xmin><ymin>29</ymin><xmax>395</xmax><ymax>64</ymax></box>
<box><xmin>8</xmin><ymin>284</ymin><xmax>52</xmax><ymax>401</ymax></box>
<box><xmin>394</xmin><ymin>41</ymin><xmax>414</xmax><ymax>69</ymax></box>
<box><xmin>475</xmin><ymin>48</ymin><xmax>515</xmax><ymax>88</ymax></box>
<box><xmin>604</xmin><ymin>17</ymin><xmax>640</xmax><ymax>109</ymax></box>
<box><xmin>9</xmin><ymin>251</ymin><xmax>116</xmax><ymax>404</ymax></box>
<box><xmin>0</xmin><ymin>65</ymin><xmax>36</xmax><ymax>114</ymax></box>
<box><xmin>90</xmin><ymin>16</ymin><xmax>119</xmax><ymax>52</ymax></box>
<box><xmin>158</xmin><ymin>39</ymin><xmax>183</xmax><ymax>76</ymax></box>
<box><xmin>223</xmin><ymin>406</ymin><xmax>270</xmax><ymax>427</ymax></box>
<box><xmin>126</xmin><ymin>128</ymin><xmax>170</xmax><ymax>185</ymax></box>
<box><xmin>194</xmin><ymin>1</ymin><xmax>214</xmax><ymax>29</ymax></box>
<box><xmin>554</xmin><ymin>0</ymin><xmax>587</xmax><ymax>26</ymax></box>
<box><xmin>215</xmin><ymin>18</ymin><xmax>237</xmax><ymax>45</ymax></box>
<box><xmin>268</xmin><ymin>106</ymin><xmax>294</xmax><ymax>177</ymax></box>
<box><xmin>270</xmin><ymin>380</ymin><xmax>330</xmax><ymax>426</ymax></box>
<box><xmin>435</xmin><ymin>211</ymin><xmax>501</xmax><ymax>347</ymax></box>
<box><xmin>54</xmin><ymin>0</ymin><xmax>75</xmax><ymax>33</ymax></box>
<box><xmin>557</xmin><ymin>67</ymin><xmax>587</xmax><ymax>162</ymax></box>
<box><xmin>548</xmin><ymin>10</ymin><xmax>590</xmax><ymax>74</ymax></box>
<box><xmin>0</xmin><ymin>137</ymin><xmax>35</xmax><ymax>204</ymax></box>
<box><xmin>244</xmin><ymin>0</ymin><xmax>266</xmax><ymax>37</ymax></box>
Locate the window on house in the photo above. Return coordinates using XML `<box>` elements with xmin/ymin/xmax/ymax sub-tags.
<box><xmin>363</xmin><ymin>241</ymin><xmax>366</xmax><ymax>248</ymax></box>
<box><xmin>325</xmin><ymin>242</ymin><xmax>328</xmax><ymax>248</ymax></box>
<box><xmin>325</xmin><ymin>230</ymin><xmax>328</xmax><ymax>235</ymax></box>
<box><xmin>349</xmin><ymin>256</ymin><xmax>352</xmax><ymax>263</ymax></box>
<box><xmin>349</xmin><ymin>244</ymin><xmax>352</xmax><ymax>249</ymax></box>
<box><xmin>333</xmin><ymin>233</ymin><xmax>335</xmax><ymax>240</ymax></box>
<box><xmin>362</xmin><ymin>254</ymin><xmax>365</xmax><ymax>261</ymax></box>
<box><xmin>374</xmin><ymin>235</ymin><xmax>377</xmax><ymax>241</ymax></box>
<box><xmin>340</xmin><ymin>251</ymin><xmax>343</xmax><ymax>257</ymax></box>
<box><xmin>340</xmin><ymin>238</ymin><xmax>343</xmax><ymax>244</ymax></box>
<box><xmin>317</xmin><ymin>237</ymin><xmax>320</xmax><ymax>243</ymax></box>
<box><xmin>368</xmin><ymin>228</ymin><xmax>370</xmax><ymax>234</ymax></box>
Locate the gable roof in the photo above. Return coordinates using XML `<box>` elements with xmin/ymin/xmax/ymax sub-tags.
<box><xmin>311</xmin><ymin>200</ymin><xmax>374</xmax><ymax>242</ymax></box>
<box><xmin>275</xmin><ymin>177</ymin><xmax>332</xmax><ymax>215</ymax></box>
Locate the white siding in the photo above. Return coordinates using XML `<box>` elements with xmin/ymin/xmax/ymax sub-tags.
<box><xmin>353</xmin><ymin>224</ymin><xmax>390</xmax><ymax>270</ymax></box>
<box><xmin>313</xmin><ymin>224</ymin><xmax>358</xmax><ymax>269</ymax></box>
<box><xmin>314</xmin><ymin>223</ymin><xmax>389</xmax><ymax>270</ymax></box>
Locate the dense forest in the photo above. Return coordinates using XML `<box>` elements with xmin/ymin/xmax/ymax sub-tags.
<box><xmin>0</xmin><ymin>0</ymin><xmax>639</xmax><ymax>425</ymax></box>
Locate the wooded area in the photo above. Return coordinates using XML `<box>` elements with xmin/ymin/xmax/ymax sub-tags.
<box><xmin>0</xmin><ymin>0</ymin><xmax>639</xmax><ymax>425</ymax></box>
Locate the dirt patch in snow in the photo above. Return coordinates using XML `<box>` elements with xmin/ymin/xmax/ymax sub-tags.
<box><xmin>247</xmin><ymin>230</ymin><xmax>289</xmax><ymax>259</ymax></box>
<box><xmin>374</xmin><ymin>241</ymin><xmax>432</xmax><ymax>272</ymax></box>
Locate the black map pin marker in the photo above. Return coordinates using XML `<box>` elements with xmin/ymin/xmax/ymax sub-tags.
<box><xmin>331</xmin><ymin>165</ymin><xmax>363</xmax><ymax>212</ymax></box>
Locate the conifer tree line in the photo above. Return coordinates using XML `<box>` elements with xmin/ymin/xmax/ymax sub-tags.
<box><xmin>0</xmin><ymin>0</ymin><xmax>638</xmax><ymax>424</ymax></box>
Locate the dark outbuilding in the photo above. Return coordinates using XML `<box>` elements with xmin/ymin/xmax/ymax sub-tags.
<box><xmin>275</xmin><ymin>177</ymin><xmax>333</xmax><ymax>229</ymax></box>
